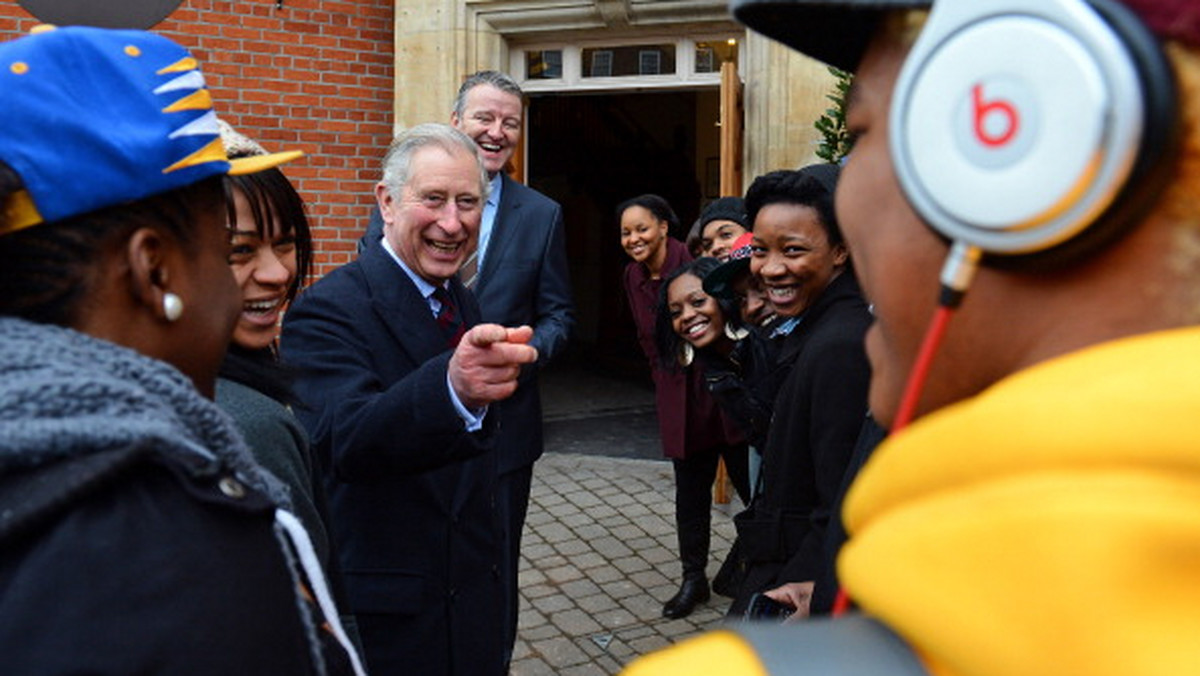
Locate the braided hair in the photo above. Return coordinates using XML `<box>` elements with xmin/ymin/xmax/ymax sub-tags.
<box><xmin>0</xmin><ymin>160</ymin><xmax>222</xmax><ymax>327</ymax></box>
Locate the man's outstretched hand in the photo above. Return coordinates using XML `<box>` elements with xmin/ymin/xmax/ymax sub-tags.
<box><xmin>449</xmin><ymin>324</ymin><xmax>538</xmax><ymax>409</ymax></box>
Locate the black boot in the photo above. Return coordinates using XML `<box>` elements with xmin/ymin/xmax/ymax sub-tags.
<box><xmin>668</xmin><ymin>457</ymin><xmax>714</xmax><ymax>619</ymax></box>
<box><xmin>663</xmin><ymin>574</ymin><xmax>710</xmax><ymax>619</ymax></box>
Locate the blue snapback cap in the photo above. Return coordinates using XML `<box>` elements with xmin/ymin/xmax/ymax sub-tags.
<box><xmin>0</xmin><ymin>25</ymin><xmax>301</xmax><ymax>235</ymax></box>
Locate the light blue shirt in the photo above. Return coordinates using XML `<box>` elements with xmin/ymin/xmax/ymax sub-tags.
<box><xmin>769</xmin><ymin>316</ymin><xmax>802</xmax><ymax>339</ymax></box>
<box><xmin>380</xmin><ymin>237</ymin><xmax>487</xmax><ymax>431</ymax></box>
<box><xmin>476</xmin><ymin>173</ymin><xmax>503</xmax><ymax>270</ymax></box>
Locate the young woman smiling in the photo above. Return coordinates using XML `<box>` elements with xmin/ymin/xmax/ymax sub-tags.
<box><xmin>720</xmin><ymin>165</ymin><xmax>873</xmax><ymax>620</ymax></box>
<box><xmin>215</xmin><ymin>125</ymin><xmax>362</xmax><ymax>654</ymax></box>
<box><xmin>619</xmin><ymin>195</ymin><xmax>748</xmax><ymax>619</ymax></box>
<box><xmin>655</xmin><ymin>257</ymin><xmax>775</xmax><ymax>452</ymax></box>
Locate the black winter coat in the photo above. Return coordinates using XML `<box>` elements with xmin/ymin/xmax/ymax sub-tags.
<box><xmin>281</xmin><ymin>244</ymin><xmax>505</xmax><ymax>676</ymax></box>
<box><xmin>728</xmin><ymin>272</ymin><xmax>872</xmax><ymax>613</ymax></box>
<box><xmin>0</xmin><ymin>443</ymin><xmax>351</xmax><ymax>675</ymax></box>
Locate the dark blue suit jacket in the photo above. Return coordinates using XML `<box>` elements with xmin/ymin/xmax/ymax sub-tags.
<box><xmin>474</xmin><ymin>175</ymin><xmax>573</xmax><ymax>473</ymax></box>
<box><xmin>280</xmin><ymin>244</ymin><xmax>505</xmax><ymax>676</ymax></box>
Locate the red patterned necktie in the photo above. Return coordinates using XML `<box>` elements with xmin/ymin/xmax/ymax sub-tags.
<box><xmin>432</xmin><ymin>286</ymin><xmax>465</xmax><ymax>347</ymax></box>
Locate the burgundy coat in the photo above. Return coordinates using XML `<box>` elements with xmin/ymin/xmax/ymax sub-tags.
<box><xmin>623</xmin><ymin>238</ymin><xmax>742</xmax><ymax>459</ymax></box>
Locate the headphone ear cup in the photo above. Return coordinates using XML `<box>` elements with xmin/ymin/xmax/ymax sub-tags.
<box><xmin>889</xmin><ymin>0</ymin><xmax>1178</xmax><ymax>269</ymax></box>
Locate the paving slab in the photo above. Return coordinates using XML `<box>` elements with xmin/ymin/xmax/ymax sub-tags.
<box><xmin>510</xmin><ymin>452</ymin><xmax>739</xmax><ymax>675</ymax></box>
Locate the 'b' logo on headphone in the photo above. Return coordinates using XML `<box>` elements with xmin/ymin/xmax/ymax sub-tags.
<box><xmin>955</xmin><ymin>78</ymin><xmax>1037</xmax><ymax>170</ymax></box>
<box><xmin>973</xmin><ymin>84</ymin><xmax>1019</xmax><ymax>147</ymax></box>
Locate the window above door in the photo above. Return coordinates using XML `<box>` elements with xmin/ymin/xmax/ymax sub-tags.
<box><xmin>515</xmin><ymin>36</ymin><xmax>740</xmax><ymax>92</ymax></box>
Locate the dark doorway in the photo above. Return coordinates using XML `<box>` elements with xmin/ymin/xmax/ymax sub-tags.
<box><xmin>526</xmin><ymin>88</ymin><xmax>720</xmax><ymax>382</ymax></box>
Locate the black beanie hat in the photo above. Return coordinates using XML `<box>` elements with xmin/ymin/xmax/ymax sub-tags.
<box><xmin>698</xmin><ymin>196</ymin><xmax>749</xmax><ymax>231</ymax></box>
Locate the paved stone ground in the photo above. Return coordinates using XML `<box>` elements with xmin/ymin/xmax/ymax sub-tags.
<box><xmin>509</xmin><ymin>452</ymin><xmax>742</xmax><ymax>675</ymax></box>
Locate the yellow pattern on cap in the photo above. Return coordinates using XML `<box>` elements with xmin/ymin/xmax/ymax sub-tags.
<box><xmin>162</xmin><ymin>89</ymin><xmax>212</xmax><ymax>113</ymax></box>
<box><xmin>1</xmin><ymin>190</ymin><xmax>42</xmax><ymax>236</ymax></box>
<box><xmin>156</xmin><ymin>56</ymin><xmax>198</xmax><ymax>74</ymax></box>
<box><xmin>229</xmin><ymin>150</ymin><xmax>305</xmax><ymax>175</ymax></box>
<box><xmin>162</xmin><ymin>137</ymin><xmax>226</xmax><ymax>175</ymax></box>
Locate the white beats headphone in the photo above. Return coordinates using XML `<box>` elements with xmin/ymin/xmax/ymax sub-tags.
<box><xmin>889</xmin><ymin>0</ymin><xmax>1178</xmax><ymax>268</ymax></box>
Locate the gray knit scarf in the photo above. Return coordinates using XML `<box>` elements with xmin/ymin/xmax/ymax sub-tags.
<box><xmin>0</xmin><ymin>316</ymin><xmax>288</xmax><ymax>506</ymax></box>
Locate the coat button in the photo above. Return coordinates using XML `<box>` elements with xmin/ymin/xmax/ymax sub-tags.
<box><xmin>218</xmin><ymin>476</ymin><xmax>246</xmax><ymax>499</ymax></box>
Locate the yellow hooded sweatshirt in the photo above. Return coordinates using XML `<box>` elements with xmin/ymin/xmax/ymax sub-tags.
<box><xmin>623</xmin><ymin>327</ymin><xmax>1200</xmax><ymax>675</ymax></box>
<box><xmin>841</xmin><ymin>326</ymin><xmax>1200</xmax><ymax>676</ymax></box>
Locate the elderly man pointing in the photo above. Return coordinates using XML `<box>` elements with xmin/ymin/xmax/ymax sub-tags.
<box><xmin>282</xmin><ymin>123</ymin><xmax>536</xmax><ymax>676</ymax></box>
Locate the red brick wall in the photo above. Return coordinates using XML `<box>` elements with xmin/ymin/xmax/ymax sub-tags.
<box><xmin>0</xmin><ymin>0</ymin><xmax>395</xmax><ymax>278</ymax></box>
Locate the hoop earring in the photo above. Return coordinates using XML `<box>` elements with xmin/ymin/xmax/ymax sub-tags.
<box><xmin>677</xmin><ymin>342</ymin><xmax>694</xmax><ymax>367</ymax></box>
<box><xmin>163</xmin><ymin>292</ymin><xmax>184</xmax><ymax>322</ymax></box>
<box><xmin>724</xmin><ymin>323</ymin><xmax>750</xmax><ymax>342</ymax></box>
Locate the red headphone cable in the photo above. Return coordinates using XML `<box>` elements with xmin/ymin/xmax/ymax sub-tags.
<box><xmin>831</xmin><ymin>242</ymin><xmax>981</xmax><ymax>617</ymax></box>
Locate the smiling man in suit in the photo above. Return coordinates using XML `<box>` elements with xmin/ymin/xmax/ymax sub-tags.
<box><xmin>282</xmin><ymin>123</ymin><xmax>538</xmax><ymax>676</ymax></box>
<box><xmin>449</xmin><ymin>70</ymin><xmax>575</xmax><ymax>659</ymax></box>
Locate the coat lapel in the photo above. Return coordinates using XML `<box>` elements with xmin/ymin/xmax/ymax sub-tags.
<box><xmin>359</xmin><ymin>244</ymin><xmax>448</xmax><ymax>363</ymax></box>
<box><xmin>475</xmin><ymin>175</ymin><xmax>521</xmax><ymax>294</ymax></box>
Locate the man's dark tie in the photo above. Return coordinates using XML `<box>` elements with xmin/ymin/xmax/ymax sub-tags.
<box><xmin>432</xmin><ymin>286</ymin><xmax>465</xmax><ymax>347</ymax></box>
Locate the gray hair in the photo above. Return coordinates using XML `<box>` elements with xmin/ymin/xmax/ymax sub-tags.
<box><xmin>452</xmin><ymin>70</ymin><xmax>524</xmax><ymax>119</ymax></box>
<box><xmin>380</xmin><ymin>123</ymin><xmax>490</xmax><ymax>201</ymax></box>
